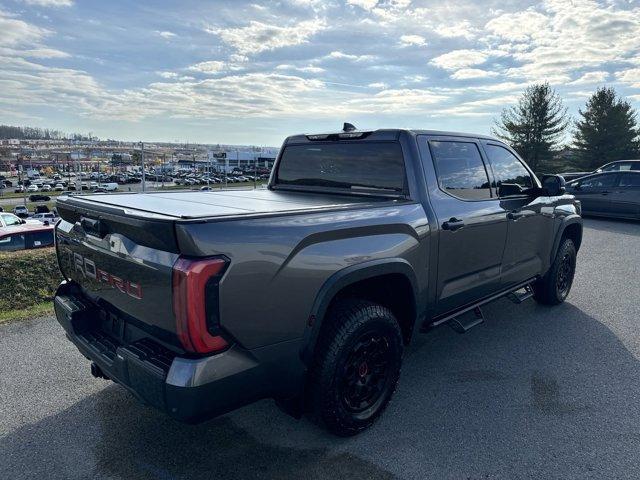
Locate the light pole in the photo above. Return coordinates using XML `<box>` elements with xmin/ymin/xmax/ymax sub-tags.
<box><xmin>140</xmin><ymin>141</ymin><xmax>146</xmax><ymax>193</ymax></box>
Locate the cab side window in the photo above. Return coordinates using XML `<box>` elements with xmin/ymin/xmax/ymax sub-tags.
<box><xmin>485</xmin><ymin>145</ymin><xmax>533</xmax><ymax>197</ymax></box>
<box><xmin>429</xmin><ymin>141</ymin><xmax>492</xmax><ymax>200</ymax></box>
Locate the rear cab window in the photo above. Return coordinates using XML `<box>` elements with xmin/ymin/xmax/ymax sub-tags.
<box><xmin>274</xmin><ymin>142</ymin><xmax>406</xmax><ymax>196</ymax></box>
<box><xmin>428</xmin><ymin>140</ymin><xmax>492</xmax><ymax>201</ymax></box>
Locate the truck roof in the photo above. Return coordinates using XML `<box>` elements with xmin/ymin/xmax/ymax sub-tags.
<box><xmin>284</xmin><ymin>128</ymin><xmax>501</xmax><ymax>144</ymax></box>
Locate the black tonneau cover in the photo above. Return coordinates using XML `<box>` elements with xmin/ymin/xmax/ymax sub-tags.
<box><xmin>57</xmin><ymin>189</ymin><xmax>384</xmax><ymax>221</ymax></box>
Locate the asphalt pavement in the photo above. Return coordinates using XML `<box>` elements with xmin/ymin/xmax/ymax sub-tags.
<box><xmin>1</xmin><ymin>218</ymin><xmax>639</xmax><ymax>479</ymax></box>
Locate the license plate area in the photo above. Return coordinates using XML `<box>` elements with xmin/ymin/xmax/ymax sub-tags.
<box><xmin>96</xmin><ymin>307</ymin><xmax>129</xmax><ymax>344</ymax></box>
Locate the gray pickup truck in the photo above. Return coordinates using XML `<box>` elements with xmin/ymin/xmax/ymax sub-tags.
<box><xmin>53</xmin><ymin>126</ymin><xmax>582</xmax><ymax>436</ymax></box>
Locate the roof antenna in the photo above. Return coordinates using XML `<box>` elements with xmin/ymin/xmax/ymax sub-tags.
<box><xmin>343</xmin><ymin>122</ymin><xmax>356</xmax><ymax>132</ymax></box>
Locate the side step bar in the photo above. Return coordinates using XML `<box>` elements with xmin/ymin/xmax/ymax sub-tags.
<box><xmin>448</xmin><ymin>307</ymin><xmax>484</xmax><ymax>334</ymax></box>
<box><xmin>421</xmin><ymin>278</ymin><xmax>537</xmax><ymax>334</ymax></box>
<box><xmin>507</xmin><ymin>285</ymin><xmax>534</xmax><ymax>304</ymax></box>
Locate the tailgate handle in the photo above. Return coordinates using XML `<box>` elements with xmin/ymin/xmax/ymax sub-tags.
<box><xmin>80</xmin><ymin>217</ymin><xmax>108</xmax><ymax>238</ymax></box>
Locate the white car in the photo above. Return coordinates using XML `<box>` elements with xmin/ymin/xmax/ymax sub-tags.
<box><xmin>0</xmin><ymin>212</ymin><xmax>39</xmax><ymax>228</ymax></box>
<box><xmin>12</xmin><ymin>205</ymin><xmax>29</xmax><ymax>217</ymax></box>
<box><xmin>27</xmin><ymin>185</ymin><xmax>39</xmax><ymax>192</ymax></box>
<box><xmin>89</xmin><ymin>182</ymin><xmax>99</xmax><ymax>189</ymax></box>
<box><xmin>54</xmin><ymin>183</ymin><xmax>65</xmax><ymax>191</ymax></box>
<box><xmin>31</xmin><ymin>212</ymin><xmax>59</xmax><ymax>225</ymax></box>
<box><xmin>41</xmin><ymin>184</ymin><xmax>52</xmax><ymax>192</ymax></box>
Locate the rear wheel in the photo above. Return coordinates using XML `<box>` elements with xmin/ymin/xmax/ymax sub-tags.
<box><xmin>307</xmin><ymin>299</ymin><xmax>403</xmax><ymax>436</ymax></box>
<box><xmin>533</xmin><ymin>237</ymin><xmax>577</xmax><ymax>305</ymax></box>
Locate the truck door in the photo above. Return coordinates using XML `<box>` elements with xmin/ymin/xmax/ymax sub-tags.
<box><xmin>481</xmin><ymin>141</ymin><xmax>552</xmax><ymax>287</ymax></box>
<box><xmin>420</xmin><ymin>136</ymin><xmax>508</xmax><ymax>315</ymax></box>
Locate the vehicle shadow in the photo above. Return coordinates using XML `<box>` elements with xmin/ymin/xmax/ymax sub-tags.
<box><xmin>1</xmin><ymin>299</ymin><xmax>639</xmax><ymax>479</ymax></box>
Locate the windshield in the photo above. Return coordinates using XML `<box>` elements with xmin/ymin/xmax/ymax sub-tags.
<box><xmin>275</xmin><ymin>142</ymin><xmax>406</xmax><ymax>194</ymax></box>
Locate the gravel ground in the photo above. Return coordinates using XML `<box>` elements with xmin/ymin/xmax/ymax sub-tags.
<box><xmin>1</xmin><ymin>218</ymin><xmax>639</xmax><ymax>480</ymax></box>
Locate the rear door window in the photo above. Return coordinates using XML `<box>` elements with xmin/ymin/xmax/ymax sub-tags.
<box><xmin>619</xmin><ymin>173</ymin><xmax>640</xmax><ymax>187</ymax></box>
<box><xmin>25</xmin><ymin>230</ymin><xmax>54</xmax><ymax>248</ymax></box>
<box><xmin>275</xmin><ymin>142</ymin><xmax>406</xmax><ymax>193</ymax></box>
<box><xmin>429</xmin><ymin>141</ymin><xmax>492</xmax><ymax>200</ymax></box>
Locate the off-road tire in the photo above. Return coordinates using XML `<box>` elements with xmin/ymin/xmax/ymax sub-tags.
<box><xmin>533</xmin><ymin>237</ymin><xmax>577</xmax><ymax>305</ymax></box>
<box><xmin>307</xmin><ymin>299</ymin><xmax>403</xmax><ymax>436</ymax></box>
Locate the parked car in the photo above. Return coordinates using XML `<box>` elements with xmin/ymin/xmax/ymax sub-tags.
<box><xmin>31</xmin><ymin>212</ymin><xmax>59</xmax><ymax>225</ymax></box>
<box><xmin>13</xmin><ymin>205</ymin><xmax>29</xmax><ymax>218</ymax></box>
<box><xmin>54</xmin><ymin>183</ymin><xmax>65</xmax><ymax>191</ymax></box>
<box><xmin>53</xmin><ymin>126</ymin><xmax>582</xmax><ymax>436</ymax></box>
<box><xmin>561</xmin><ymin>159</ymin><xmax>640</xmax><ymax>182</ymax></box>
<box><xmin>41</xmin><ymin>184</ymin><xmax>52</xmax><ymax>192</ymax></box>
<box><xmin>29</xmin><ymin>194</ymin><xmax>51</xmax><ymax>202</ymax></box>
<box><xmin>0</xmin><ymin>224</ymin><xmax>55</xmax><ymax>251</ymax></box>
<box><xmin>14</xmin><ymin>186</ymin><xmax>25</xmax><ymax>193</ymax></box>
<box><xmin>27</xmin><ymin>185</ymin><xmax>39</xmax><ymax>192</ymax></box>
<box><xmin>566</xmin><ymin>171</ymin><xmax>640</xmax><ymax>219</ymax></box>
<box><xmin>1</xmin><ymin>212</ymin><xmax>26</xmax><ymax>228</ymax></box>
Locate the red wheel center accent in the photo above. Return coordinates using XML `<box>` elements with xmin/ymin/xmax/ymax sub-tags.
<box><xmin>358</xmin><ymin>362</ymin><xmax>368</xmax><ymax>377</ymax></box>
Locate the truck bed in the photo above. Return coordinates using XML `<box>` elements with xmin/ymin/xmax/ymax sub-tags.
<box><xmin>58</xmin><ymin>188</ymin><xmax>384</xmax><ymax>221</ymax></box>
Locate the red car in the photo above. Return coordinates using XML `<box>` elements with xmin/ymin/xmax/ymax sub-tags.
<box><xmin>0</xmin><ymin>223</ymin><xmax>54</xmax><ymax>252</ymax></box>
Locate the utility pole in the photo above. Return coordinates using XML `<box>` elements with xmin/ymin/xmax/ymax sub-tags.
<box><xmin>140</xmin><ymin>141</ymin><xmax>146</xmax><ymax>193</ymax></box>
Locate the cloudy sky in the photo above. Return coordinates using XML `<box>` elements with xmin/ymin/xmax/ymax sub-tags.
<box><xmin>1</xmin><ymin>0</ymin><xmax>639</xmax><ymax>146</ymax></box>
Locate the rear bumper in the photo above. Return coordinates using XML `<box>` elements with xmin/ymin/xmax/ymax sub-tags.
<box><xmin>53</xmin><ymin>282</ymin><xmax>302</xmax><ymax>423</ymax></box>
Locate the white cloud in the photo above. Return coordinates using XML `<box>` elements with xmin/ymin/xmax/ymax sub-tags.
<box><xmin>368</xmin><ymin>82</ymin><xmax>387</xmax><ymax>89</ymax></box>
<box><xmin>485</xmin><ymin>10</ymin><xmax>548</xmax><ymax>42</ymax></box>
<box><xmin>276</xmin><ymin>64</ymin><xmax>325</xmax><ymax>73</ymax></box>
<box><xmin>21</xmin><ymin>0</ymin><xmax>73</xmax><ymax>7</ymax></box>
<box><xmin>399</xmin><ymin>34</ymin><xmax>427</xmax><ymax>47</ymax></box>
<box><xmin>434</xmin><ymin>21</ymin><xmax>477</xmax><ymax>40</ymax></box>
<box><xmin>207</xmin><ymin>19</ymin><xmax>326</xmax><ymax>55</ymax></box>
<box><xmin>430</xmin><ymin>49</ymin><xmax>488</xmax><ymax>70</ymax></box>
<box><xmin>616</xmin><ymin>68</ymin><xmax>640</xmax><ymax>88</ymax></box>
<box><xmin>0</xmin><ymin>10</ymin><xmax>49</xmax><ymax>47</ymax></box>
<box><xmin>451</xmin><ymin>68</ymin><xmax>498</xmax><ymax>80</ymax></box>
<box><xmin>346</xmin><ymin>0</ymin><xmax>378</xmax><ymax>10</ymax></box>
<box><xmin>155</xmin><ymin>30</ymin><xmax>176</xmax><ymax>39</ymax></box>
<box><xmin>568</xmin><ymin>71</ymin><xmax>608</xmax><ymax>85</ymax></box>
<box><xmin>188</xmin><ymin>60</ymin><xmax>226</xmax><ymax>74</ymax></box>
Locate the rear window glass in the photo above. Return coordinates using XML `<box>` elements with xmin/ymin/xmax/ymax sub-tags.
<box><xmin>275</xmin><ymin>143</ymin><xmax>405</xmax><ymax>193</ymax></box>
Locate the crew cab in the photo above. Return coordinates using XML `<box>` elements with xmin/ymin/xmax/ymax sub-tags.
<box><xmin>53</xmin><ymin>127</ymin><xmax>582</xmax><ymax>436</ymax></box>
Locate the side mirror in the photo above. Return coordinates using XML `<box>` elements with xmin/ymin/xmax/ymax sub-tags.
<box><xmin>542</xmin><ymin>175</ymin><xmax>566</xmax><ymax>196</ymax></box>
<box><xmin>21</xmin><ymin>219</ymin><xmax>27</xmax><ymax>224</ymax></box>
<box><xmin>497</xmin><ymin>182</ymin><xmax>524</xmax><ymax>197</ymax></box>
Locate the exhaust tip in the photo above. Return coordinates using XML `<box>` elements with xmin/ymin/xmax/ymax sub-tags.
<box><xmin>90</xmin><ymin>362</ymin><xmax>110</xmax><ymax>380</ymax></box>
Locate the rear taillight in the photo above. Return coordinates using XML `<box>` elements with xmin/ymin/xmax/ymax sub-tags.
<box><xmin>172</xmin><ymin>256</ymin><xmax>229</xmax><ymax>354</ymax></box>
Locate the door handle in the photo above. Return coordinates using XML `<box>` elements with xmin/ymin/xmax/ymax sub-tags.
<box><xmin>506</xmin><ymin>211</ymin><xmax>526</xmax><ymax>220</ymax></box>
<box><xmin>442</xmin><ymin>217</ymin><xmax>465</xmax><ymax>231</ymax></box>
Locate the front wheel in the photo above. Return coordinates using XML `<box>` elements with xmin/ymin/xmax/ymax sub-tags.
<box><xmin>533</xmin><ymin>237</ymin><xmax>577</xmax><ymax>305</ymax></box>
<box><xmin>307</xmin><ymin>299</ymin><xmax>403</xmax><ymax>436</ymax></box>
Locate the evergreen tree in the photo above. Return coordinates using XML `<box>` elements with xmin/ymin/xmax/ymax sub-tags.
<box><xmin>574</xmin><ymin>87</ymin><xmax>639</xmax><ymax>169</ymax></box>
<box><xmin>493</xmin><ymin>83</ymin><xmax>569</xmax><ymax>172</ymax></box>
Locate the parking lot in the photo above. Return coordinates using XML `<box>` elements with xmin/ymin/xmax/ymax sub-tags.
<box><xmin>1</xmin><ymin>217</ymin><xmax>638</xmax><ymax>480</ymax></box>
